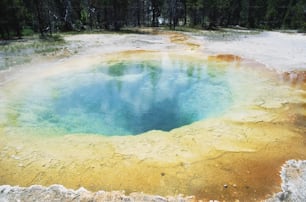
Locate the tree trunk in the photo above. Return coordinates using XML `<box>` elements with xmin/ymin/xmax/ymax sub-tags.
<box><xmin>63</xmin><ymin>0</ymin><xmax>73</xmax><ymax>31</ymax></box>
<box><xmin>282</xmin><ymin>0</ymin><xmax>294</xmax><ymax>28</ymax></box>
<box><xmin>5</xmin><ymin>26</ymin><xmax>10</xmax><ymax>39</ymax></box>
<box><xmin>34</xmin><ymin>0</ymin><xmax>44</xmax><ymax>37</ymax></box>
<box><xmin>152</xmin><ymin>8</ymin><xmax>156</xmax><ymax>26</ymax></box>
<box><xmin>183</xmin><ymin>0</ymin><xmax>187</xmax><ymax>25</ymax></box>
<box><xmin>137</xmin><ymin>0</ymin><xmax>141</xmax><ymax>26</ymax></box>
<box><xmin>15</xmin><ymin>23</ymin><xmax>22</xmax><ymax>39</ymax></box>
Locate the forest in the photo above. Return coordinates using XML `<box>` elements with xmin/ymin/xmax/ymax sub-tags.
<box><xmin>1</xmin><ymin>0</ymin><xmax>306</xmax><ymax>39</ymax></box>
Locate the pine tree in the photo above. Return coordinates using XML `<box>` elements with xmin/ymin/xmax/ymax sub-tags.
<box><xmin>240</xmin><ymin>0</ymin><xmax>249</xmax><ymax>27</ymax></box>
<box><xmin>0</xmin><ymin>0</ymin><xmax>27</xmax><ymax>39</ymax></box>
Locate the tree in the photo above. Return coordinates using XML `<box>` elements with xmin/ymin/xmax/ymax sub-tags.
<box><xmin>282</xmin><ymin>0</ymin><xmax>306</xmax><ymax>29</ymax></box>
<box><xmin>0</xmin><ymin>0</ymin><xmax>27</xmax><ymax>39</ymax></box>
<box><xmin>240</xmin><ymin>0</ymin><xmax>249</xmax><ymax>27</ymax></box>
<box><xmin>126</xmin><ymin>0</ymin><xmax>145</xmax><ymax>26</ymax></box>
<box><xmin>151</xmin><ymin>0</ymin><xmax>163</xmax><ymax>26</ymax></box>
<box><xmin>186</xmin><ymin>0</ymin><xmax>202</xmax><ymax>26</ymax></box>
<box><xmin>164</xmin><ymin>0</ymin><xmax>183</xmax><ymax>29</ymax></box>
<box><xmin>1</xmin><ymin>0</ymin><xmax>306</xmax><ymax>38</ymax></box>
<box><xmin>111</xmin><ymin>0</ymin><xmax>129</xmax><ymax>30</ymax></box>
<box><xmin>61</xmin><ymin>0</ymin><xmax>74</xmax><ymax>31</ymax></box>
<box><xmin>248</xmin><ymin>0</ymin><xmax>267</xmax><ymax>28</ymax></box>
<box><xmin>265</xmin><ymin>0</ymin><xmax>290</xmax><ymax>28</ymax></box>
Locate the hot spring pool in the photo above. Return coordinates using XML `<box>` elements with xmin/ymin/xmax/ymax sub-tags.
<box><xmin>0</xmin><ymin>51</ymin><xmax>305</xmax><ymax>201</ymax></box>
<box><xmin>2</xmin><ymin>56</ymin><xmax>233</xmax><ymax>136</ymax></box>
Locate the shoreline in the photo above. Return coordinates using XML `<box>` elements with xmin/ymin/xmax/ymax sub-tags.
<box><xmin>1</xmin><ymin>160</ymin><xmax>305</xmax><ymax>201</ymax></box>
<box><xmin>1</xmin><ymin>30</ymin><xmax>305</xmax><ymax>201</ymax></box>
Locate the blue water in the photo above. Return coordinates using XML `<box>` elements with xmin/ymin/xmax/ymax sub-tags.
<box><xmin>8</xmin><ymin>59</ymin><xmax>233</xmax><ymax>136</ymax></box>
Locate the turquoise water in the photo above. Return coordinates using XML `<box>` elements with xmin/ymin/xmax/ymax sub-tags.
<box><xmin>4</xmin><ymin>59</ymin><xmax>233</xmax><ymax>136</ymax></box>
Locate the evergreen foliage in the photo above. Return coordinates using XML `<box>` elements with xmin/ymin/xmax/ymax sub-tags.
<box><xmin>1</xmin><ymin>0</ymin><xmax>305</xmax><ymax>38</ymax></box>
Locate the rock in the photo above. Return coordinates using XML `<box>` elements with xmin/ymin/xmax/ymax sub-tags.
<box><xmin>0</xmin><ymin>185</ymin><xmax>195</xmax><ymax>202</ymax></box>
<box><xmin>266</xmin><ymin>160</ymin><xmax>306</xmax><ymax>202</ymax></box>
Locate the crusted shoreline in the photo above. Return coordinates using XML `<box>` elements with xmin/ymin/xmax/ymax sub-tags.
<box><xmin>0</xmin><ymin>185</ymin><xmax>195</xmax><ymax>202</ymax></box>
<box><xmin>1</xmin><ymin>160</ymin><xmax>305</xmax><ymax>202</ymax></box>
<box><xmin>1</xmin><ymin>30</ymin><xmax>305</xmax><ymax>201</ymax></box>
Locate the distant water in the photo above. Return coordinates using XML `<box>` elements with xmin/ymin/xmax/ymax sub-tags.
<box><xmin>3</xmin><ymin>59</ymin><xmax>232</xmax><ymax>136</ymax></box>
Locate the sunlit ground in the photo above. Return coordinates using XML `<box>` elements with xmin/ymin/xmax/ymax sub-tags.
<box><xmin>0</xmin><ymin>30</ymin><xmax>305</xmax><ymax>201</ymax></box>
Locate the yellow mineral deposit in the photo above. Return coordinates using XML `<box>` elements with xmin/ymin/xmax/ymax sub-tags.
<box><xmin>0</xmin><ymin>33</ymin><xmax>305</xmax><ymax>202</ymax></box>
